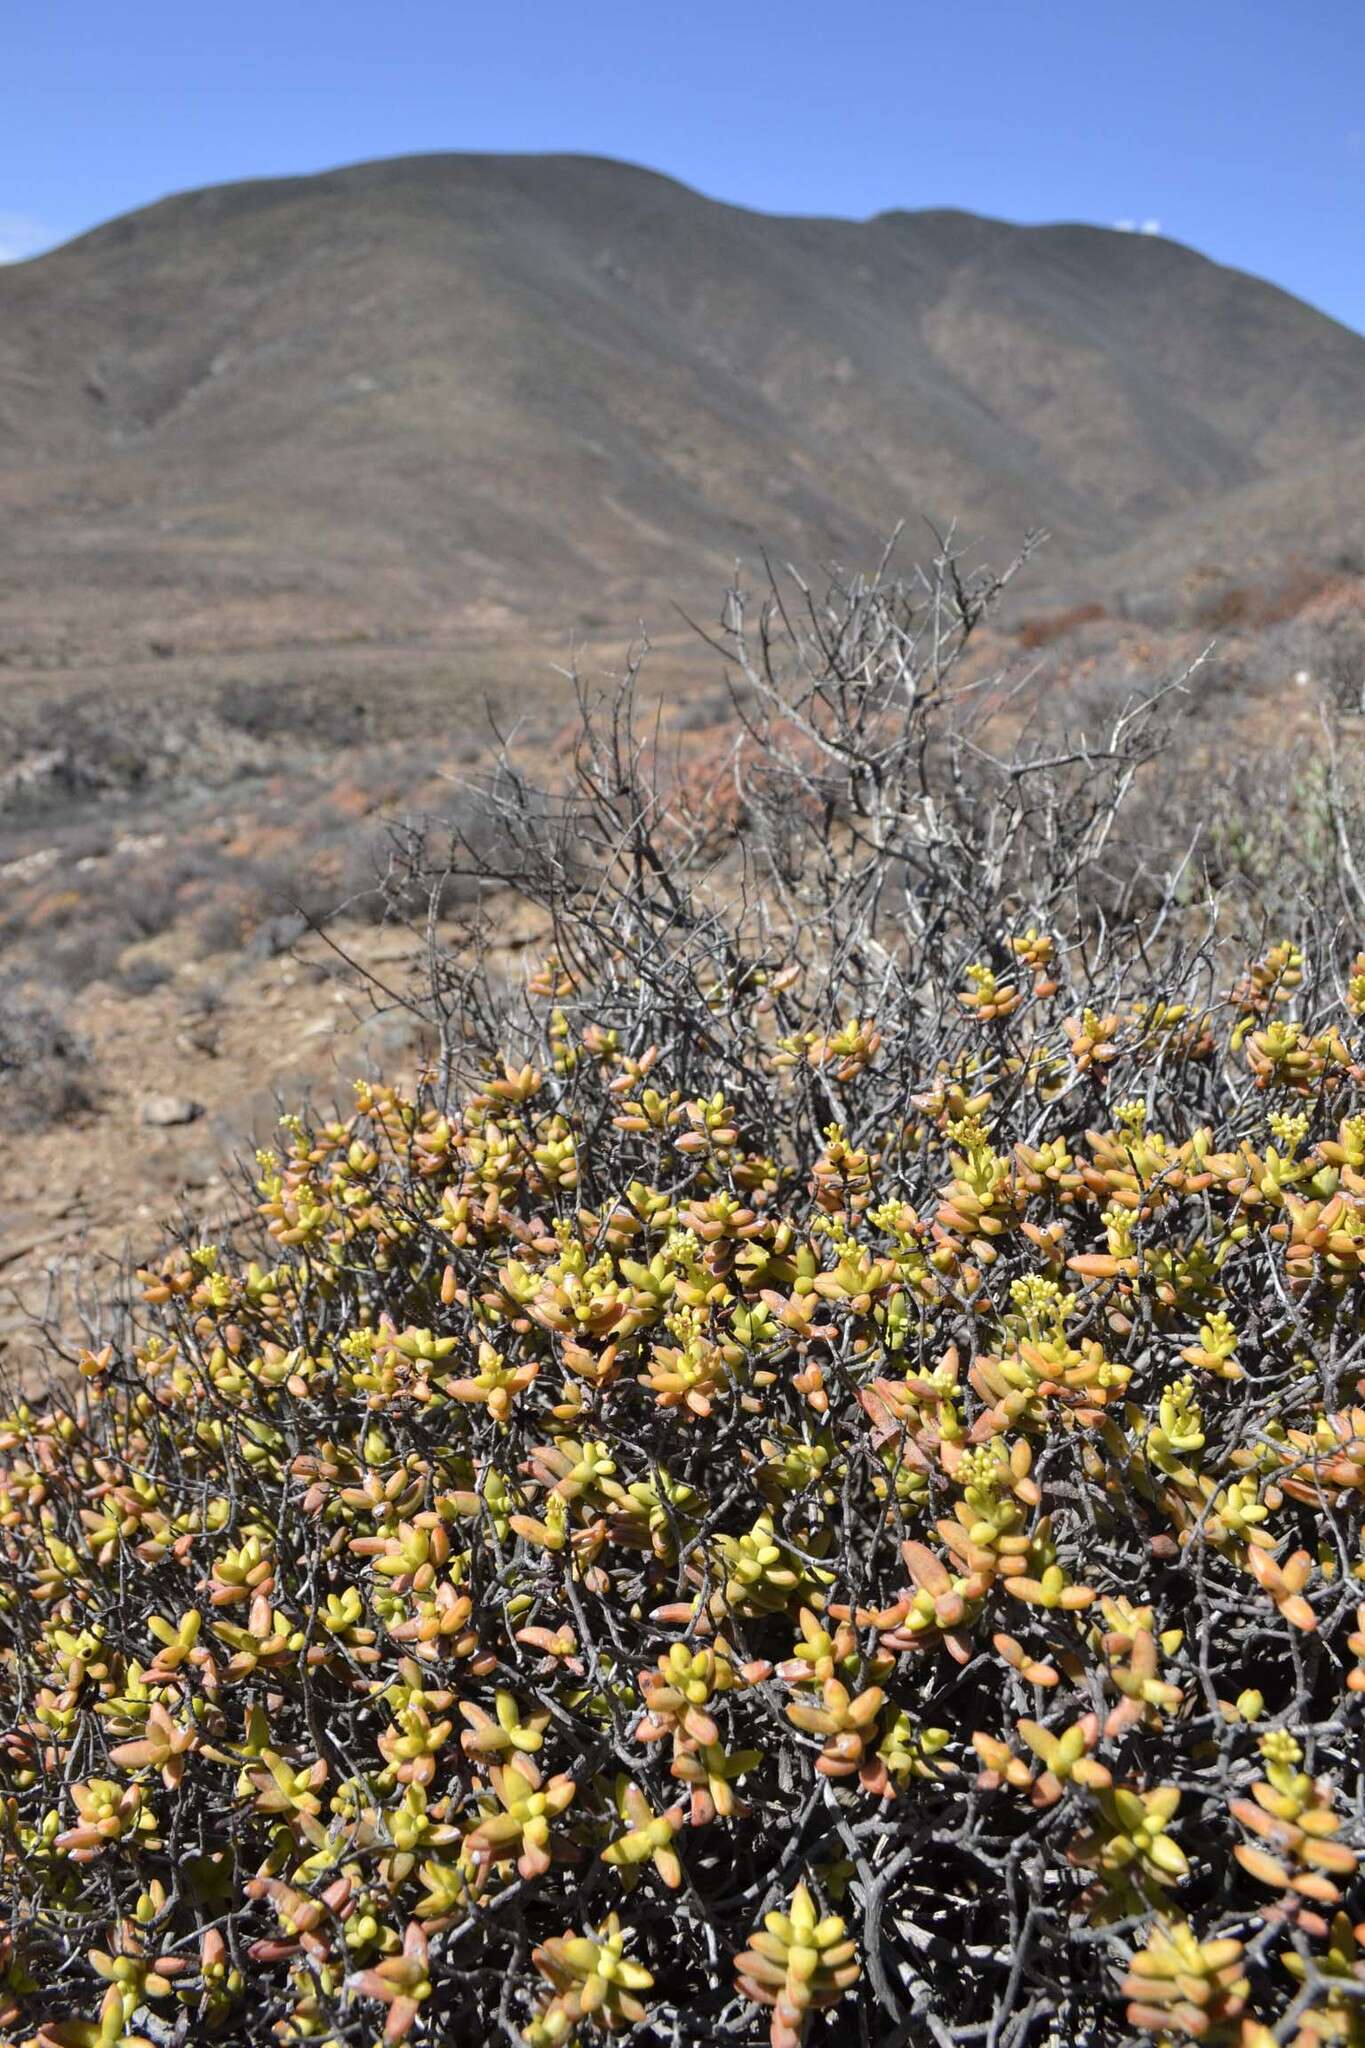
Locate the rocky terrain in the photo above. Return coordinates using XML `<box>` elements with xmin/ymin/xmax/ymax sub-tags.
<box><xmin>2</xmin><ymin>151</ymin><xmax>1363</xmax><ymax>685</ymax></box>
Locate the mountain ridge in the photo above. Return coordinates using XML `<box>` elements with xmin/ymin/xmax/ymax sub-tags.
<box><xmin>2</xmin><ymin>151</ymin><xmax>1362</xmax><ymax>675</ymax></box>
<box><xmin>41</xmin><ymin>151</ymin><xmax>1364</xmax><ymax>328</ymax></box>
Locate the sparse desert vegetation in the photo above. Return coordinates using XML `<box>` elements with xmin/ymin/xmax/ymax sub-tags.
<box><xmin>0</xmin><ymin>535</ymin><xmax>1359</xmax><ymax>1323</ymax></box>
<box><xmin>3</xmin><ymin>546</ymin><xmax>1365</xmax><ymax>2044</ymax></box>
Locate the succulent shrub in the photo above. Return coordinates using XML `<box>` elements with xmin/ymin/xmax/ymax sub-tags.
<box><xmin>3</xmin><ymin>542</ymin><xmax>1365</xmax><ymax>2045</ymax></box>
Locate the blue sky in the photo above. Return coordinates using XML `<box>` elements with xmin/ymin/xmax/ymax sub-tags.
<box><xmin>4</xmin><ymin>0</ymin><xmax>1363</xmax><ymax>331</ymax></box>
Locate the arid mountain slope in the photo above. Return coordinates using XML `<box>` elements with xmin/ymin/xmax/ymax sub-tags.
<box><xmin>2</xmin><ymin>152</ymin><xmax>1363</xmax><ymax>674</ymax></box>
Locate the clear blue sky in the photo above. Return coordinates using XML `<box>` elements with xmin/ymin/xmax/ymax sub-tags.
<box><xmin>4</xmin><ymin>0</ymin><xmax>1363</xmax><ymax>331</ymax></box>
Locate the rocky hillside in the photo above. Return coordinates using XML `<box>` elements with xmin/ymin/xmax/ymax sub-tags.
<box><xmin>2</xmin><ymin>152</ymin><xmax>1363</xmax><ymax>675</ymax></box>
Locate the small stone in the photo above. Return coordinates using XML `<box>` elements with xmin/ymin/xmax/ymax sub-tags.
<box><xmin>139</xmin><ymin>1093</ymin><xmax>203</xmax><ymax>1128</ymax></box>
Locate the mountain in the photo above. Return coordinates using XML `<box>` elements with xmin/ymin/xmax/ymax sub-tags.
<box><xmin>2</xmin><ymin>152</ymin><xmax>1363</xmax><ymax>674</ymax></box>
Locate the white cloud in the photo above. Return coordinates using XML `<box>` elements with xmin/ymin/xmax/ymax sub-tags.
<box><xmin>1113</xmin><ymin>217</ymin><xmax>1163</xmax><ymax>236</ymax></box>
<box><xmin>0</xmin><ymin>213</ymin><xmax>54</xmax><ymax>264</ymax></box>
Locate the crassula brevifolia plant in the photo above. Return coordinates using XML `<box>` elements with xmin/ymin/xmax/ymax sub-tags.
<box><xmin>4</xmin><ymin>545</ymin><xmax>1365</xmax><ymax>2045</ymax></box>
